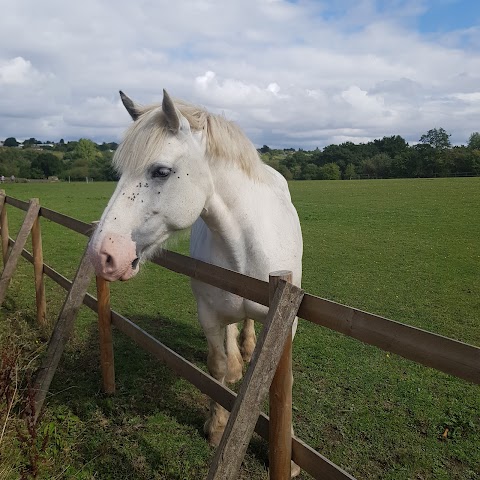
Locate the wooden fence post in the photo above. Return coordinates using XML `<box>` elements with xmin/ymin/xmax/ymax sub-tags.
<box><xmin>0</xmin><ymin>199</ymin><xmax>41</xmax><ymax>306</ymax></box>
<box><xmin>0</xmin><ymin>191</ymin><xmax>10</xmax><ymax>265</ymax></box>
<box><xmin>96</xmin><ymin>275</ymin><xmax>115</xmax><ymax>394</ymax></box>
<box><xmin>31</xmin><ymin>199</ymin><xmax>46</xmax><ymax>326</ymax></box>
<box><xmin>33</xmin><ymin>244</ymin><xmax>94</xmax><ymax>422</ymax></box>
<box><xmin>269</xmin><ymin>270</ymin><xmax>297</xmax><ymax>479</ymax></box>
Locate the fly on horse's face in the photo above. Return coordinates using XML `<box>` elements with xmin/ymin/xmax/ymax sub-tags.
<box><xmin>88</xmin><ymin>90</ymin><xmax>213</xmax><ymax>281</ymax></box>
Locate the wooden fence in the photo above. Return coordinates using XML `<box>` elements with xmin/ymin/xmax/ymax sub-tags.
<box><xmin>0</xmin><ymin>193</ymin><xmax>479</xmax><ymax>480</ymax></box>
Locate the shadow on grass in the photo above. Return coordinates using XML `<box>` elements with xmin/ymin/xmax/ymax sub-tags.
<box><xmin>43</xmin><ymin>312</ymin><xmax>271</xmax><ymax>479</ymax></box>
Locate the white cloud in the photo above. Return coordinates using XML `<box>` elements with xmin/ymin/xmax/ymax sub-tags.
<box><xmin>0</xmin><ymin>0</ymin><xmax>479</xmax><ymax>148</ymax></box>
<box><xmin>453</xmin><ymin>92</ymin><xmax>480</xmax><ymax>102</ymax></box>
<box><xmin>0</xmin><ymin>57</ymin><xmax>52</xmax><ymax>86</ymax></box>
<box><xmin>339</xmin><ymin>86</ymin><xmax>386</xmax><ymax>115</ymax></box>
<box><xmin>194</xmin><ymin>71</ymin><xmax>288</xmax><ymax>110</ymax></box>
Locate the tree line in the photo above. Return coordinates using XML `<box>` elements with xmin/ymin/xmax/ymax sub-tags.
<box><xmin>2</xmin><ymin>128</ymin><xmax>480</xmax><ymax>181</ymax></box>
<box><xmin>0</xmin><ymin>138</ymin><xmax>118</xmax><ymax>181</ymax></box>
<box><xmin>261</xmin><ymin>128</ymin><xmax>480</xmax><ymax>180</ymax></box>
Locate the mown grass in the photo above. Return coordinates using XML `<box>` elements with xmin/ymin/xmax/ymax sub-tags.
<box><xmin>0</xmin><ymin>178</ymin><xmax>479</xmax><ymax>479</ymax></box>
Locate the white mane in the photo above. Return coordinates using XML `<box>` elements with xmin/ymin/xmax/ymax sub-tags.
<box><xmin>113</xmin><ymin>99</ymin><xmax>269</xmax><ymax>182</ymax></box>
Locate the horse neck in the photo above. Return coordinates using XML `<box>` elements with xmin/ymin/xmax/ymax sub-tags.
<box><xmin>201</xmin><ymin>165</ymin><xmax>269</xmax><ymax>270</ymax></box>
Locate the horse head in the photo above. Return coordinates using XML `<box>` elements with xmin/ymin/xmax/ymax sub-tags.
<box><xmin>88</xmin><ymin>90</ymin><xmax>213</xmax><ymax>281</ymax></box>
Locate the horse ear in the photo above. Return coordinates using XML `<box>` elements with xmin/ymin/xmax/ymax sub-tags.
<box><xmin>119</xmin><ymin>91</ymin><xmax>141</xmax><ymax>121</ymax></box>
<box><xmin>162</xmin><ymin>89</ymin><xmax>180</xmax><ymax>132</ymax></box>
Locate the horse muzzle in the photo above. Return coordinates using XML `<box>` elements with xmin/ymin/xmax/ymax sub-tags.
<box><xmin>88</xmin><ymin>232</ymin><xmax>139</xmax><ymax>281</ymax></box>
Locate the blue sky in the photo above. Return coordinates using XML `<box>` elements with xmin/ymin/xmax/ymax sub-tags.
<box><xmin>317</xmin><ymin>0</ymin><xmax>480</xmax><ymax>33</ymax></box>
<box><xmin>418</xmin><ymin>0</ymin><xmax>480</xmax><ymax>33</ymax></box>
<box><xmin>1</xmin><ymin>0</ymin><xmax>480</xmax><ymax>148</ymax></box>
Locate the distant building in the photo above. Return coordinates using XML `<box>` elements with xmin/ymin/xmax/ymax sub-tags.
<box><xmin>27</xmin><ymin>142</ymin><xmax>55</xmax><ymax>149</ymax></box>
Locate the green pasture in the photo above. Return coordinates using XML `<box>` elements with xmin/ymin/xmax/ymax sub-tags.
<box><xmin>0</xmin><ymin>178</ymin><xmax>478</xmax><ymax>479</ymax></box>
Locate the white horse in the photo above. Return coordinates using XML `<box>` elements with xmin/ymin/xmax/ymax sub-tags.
<box><xmin>88</xmin><ymin>89</ymin><xmax>303</xmax><ymax>469</ymax></box>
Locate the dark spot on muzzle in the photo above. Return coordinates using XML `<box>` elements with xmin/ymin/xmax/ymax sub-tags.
<box><xmin>131</xmin><ymin>257</ymin><xmax>140</xmax><ymax>269</ymax></box>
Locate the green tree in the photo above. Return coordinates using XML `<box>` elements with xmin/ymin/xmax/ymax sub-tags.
<box><xmin>65</xmin><ymin>141</ymin><xmax>79</xmax><ymax>152</ymax></box>
<box><xmin>344</xmin><ymin>163</ymin><xmax>357</xmax><ymax>179</ymax></box>
<box><xmin>89</xmin><ymin>151</ymin><xmax>118</xmax><ymax>181</ymax></box>
<box><xmin>74</xmin><ymin>138</ymin><xmax>99</xmax><ymax>163</ymax></box>
<box><xmin>63</xmin><ymin>159</ymin><xmax>89</xmax><ymax>180</ymax></box>
<box><xmin>470</xmin><ymin>150</ymin><xmax>480</xmax><ymax>174</ymax></box>
<box><xmin>0</xmin><ymin>148</ymin><xmax>26</xmax><ymax>177</ymax></box>
<box><xmin>278</xmin><ymin>165</ymin><xmax>293</xmax><ymax>180</ymax></box>
<box><xmin>467</xmin><ymin>132</ymin><xmax>480</xmax><ymax>150</ymax></box>
<box><xmin>64</xmin><ymin>138</ymin><xmax>99</xmax><ymax>171</ymax></box>
<box><xmin>291</xmin><ymin>164</ymin><xmax>302</xmax><ymax>180</ymax></box>
<box><xmin>319</xmin><ymin>163</ymin><xmax>341</xmax><ymax>180</ymax></box>
<box><xmin>30</xmin><ymin>153</ymin><xmax>64</xmax><ymax>177</ymax></box>
<box><xmin>97</xmin><ymin>141</ymin><xmax>118</xmax><ymax>152</ymax></box>
<box><xmin>23</xmin><ymin>137</ymin><xmax>41</xmax><ymax>147</ymax></box>
<box><xmin>408</xmin><ymin>144</ymin><xmax>436</xmax><ymax>177</ymax></box>
<box><xmin>262</xmin><ymin>153</ymin><xmax>280</xmax><ymax>171</ymax></box>
<box><xmin>419</xmin><ymin>128</ymin><xmax>451</xmax><ymax>149</ymax></box>
<box><xmin>3</xmin><ymin>137</ymin><xmax>19</xmax><ymax>147</ymax></box>
<box><xmin>259</xmin><ymin>145</ymin><xmax>270</xmax><ymax>154</ymax></box>
<box><xmin>359</xmin><ymin>158</ymin><xmax>376</xmax><ymax>178</ymax></box>
<box><xmin>319</xmin><ymin>143</ymin><xmax>357</xmax><ymax>168</ymax></box>
<box><xmin>18</xmin><ymin>161</ymin><xmax>32</xmax><ymax>178</ymax></box>
<box><xmin>302</xmin><ymin>163</ymin><xmax>319</xmax><ymax>180</ymax></box>
<box><xmin>374</xmin><ymin>135</ymin><xmax>408</xmax><ymax>157</ymax></box>
<box><xmin>371</xmin><ymin>153</ymin><xmax>392</xmax><ymax>178</ymax></box>
<box><xmin>444</xmin><ymin>146</ymin><xmax>480</xmax><ymax>175</ymax></box>
<box><xmin>54</xmin><ymin>138</ymin><xmax>67</xmax><ymax>152</ymax></box>
<box><xmin>391</xmin><ymin>153</ymin><xmax>409</xmax><ymax>178</ymax></box>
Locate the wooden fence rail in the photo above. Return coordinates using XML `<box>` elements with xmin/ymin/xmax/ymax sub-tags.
<box><xmin>152</xmin><ymin>250</ymin><xmax>480</xmax><ymax>384</ymax></box>
<box><xmin>1</xmin><ymin>193</ymin><xmax>479</xmax><ymax>480</ymax></box>
<box><xmin>3</xmin><ymin>195</ymin><xmax>480</xmax><ymax>385</ymax></box>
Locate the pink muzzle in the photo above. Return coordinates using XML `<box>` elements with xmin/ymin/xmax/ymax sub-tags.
<box><xmin>88</xmin><ymin>232</ymin><xmax>139</xmax><ymax>281</ymax></box>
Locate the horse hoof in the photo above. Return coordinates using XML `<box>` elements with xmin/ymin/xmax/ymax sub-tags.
<box><xmin>225</xmin><ymin>369</ymin><xmax>243</xmax><ymax>384</ymax></box>
<box><xmin>240</xmin><ymin>340</ymin><xmax>256</xmax><ymax>362</ymax></box>
<box><xmin>204</xmin><ymin>409</ymin><xmax>228</xmax><ymax>447</ymax></box>
<box><xmin>291</xmin><ymin>461</ymin><xmax>301</xmax><ymax>478</ymax></box>
<box><xmin>206</xmin><ymin>426</ymin><xmax>224</xmax><ymax>446</ymax></box>
<box><xmin>226</xmin><ymin>354</ymin><xmax>243</xmax><ymax>383</ymax></box>
<box><xmin>240</xmin><ymin>329</ymin><xmax>256</xmax><ymax>362</ymax></box>
<box><xmin>268</xmin><ymin>461</ymin><xmax>301</xmax><ymax>479</ymax></box>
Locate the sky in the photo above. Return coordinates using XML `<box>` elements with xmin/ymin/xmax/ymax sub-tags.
<box><xmin>1</xmin><ymin>0</ymin><xmax>480</xmax><ymax>149</ymax></box>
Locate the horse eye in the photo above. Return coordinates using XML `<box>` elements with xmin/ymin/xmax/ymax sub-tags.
<box><xmin>151</xmin><ymin>167</ymin><xmax>171</xmax><ymax>179</ymax></box>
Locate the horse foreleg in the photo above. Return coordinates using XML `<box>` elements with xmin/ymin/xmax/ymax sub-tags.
<box><xmin>201</xmin><ymin>321</ymin><xmax>230</xmax><ymax>446</ymax></box>
<box><xmin>225</xmin><ymin>323</ymin><xmax>244</xmax><ymax>383</ymax></box>
<box><xmin>239</xmin><ymin>318</ymin><xmax>256</xmax><ymax>362</ymax></box>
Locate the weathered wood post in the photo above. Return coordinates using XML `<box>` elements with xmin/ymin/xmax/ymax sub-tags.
<box><xmin>269</xmin><ymin>270</ymin><xmax>296</xmax><ymax>479</ymax></box>
<box><xmin>0</xmin><ymin>190</ymin><xmax>10</xmax><ymax>265</ymax></box>
<box><xmin>33</xmin><ymin>245</ymin><xmax>94</xmax><ymax>422</ymax></box>
<box><xmin>0</xmin><ymin>199</ymin><xmax>41</xmax><ymax>306</ymax></box>
<box><xmin>96</xmin><ymin>275</ymin><xmax>115</xmax><ymax>394</ymax></box>
<box><xmin>31</xmin><ymin>199</ymin><xmax>47</xmax><ymax>326</ymax></box>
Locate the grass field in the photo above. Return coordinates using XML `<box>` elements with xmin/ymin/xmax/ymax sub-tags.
<box><xmin>0</xmin><ymin>178</ymin><xmax>478</xmax><ymax>479</ymax></box>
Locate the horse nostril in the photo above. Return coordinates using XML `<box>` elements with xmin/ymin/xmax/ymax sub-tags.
<box><xmin>131</xmin><ymin>257</ymin><xmax>139</xmax><ymax>269</ymax></box>
<box><xmin>106</xmin><ymin>254</ymin><xmax>113</xmax><ymax>265</ymax></box>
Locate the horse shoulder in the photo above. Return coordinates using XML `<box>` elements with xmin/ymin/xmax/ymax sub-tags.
<box><xmin>263</xmin><ymin>164</ymin><xmax>292</xmax><ymax>200</ymax></box>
